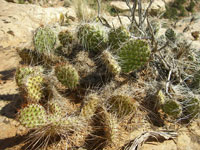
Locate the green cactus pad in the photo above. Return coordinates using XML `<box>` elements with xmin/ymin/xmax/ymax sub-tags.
<box><xmin>101</xmin><ymin>50</ymin><xmax>121</xmax><ymax>76</ymax></box>
<box><xmin>161</xmin><ymin>100</ymin><xmax>182</xmax><ymax>119</ymax></box>
<box><xmin>15</xmin><ymin>66</ymin><xmax>43</xmax><ymax>87</ymax></box>
<box><xmin>58</xmin><ymin>30</ymin><xmax>74</xmax><ymax>47</ymax></box>
<box><xmin>23</xmin><ymin>74</ymin><xmax>45</xmax><ymax>102</ymax></box>
<box><xmin>102</xmin><ymin>111</ymin><xmax>120</xmax><ymax>145</ymax></box>
<box><xmin>165</xmin><ymin>28</ymin><xmax>176</xmax><ymax>42</ymax></box>
<box><xmin>118</xmin><ymin>39</ymin><xmax>150</xmax><ymax>73</ymax></box>
<box><xmin>108</xmin><ymin>26</ymin><xmax>130</xmax><ymax>51</ymax></box>
<box><xmin>184</xmin><ymin>98</ymin><xmax>200</xmax><ymax>119</ymax></box>
<box><xmin>55</xmin><ymin>63</ymin><xmax>79</xmax><ymax>90</ymax></box>
<box><xmin>18</xmin><ymin>104</ymin><xmax>47</xmax><ymax>128</ymax></box>
<box><xmin>33</xmin><ymin>26</ymin><xmax>57</xmax><ymax>55</ymax></box>
<box><xmin>107</xmin><ymin>95</ymin><xmax>136</xmax><ymax>118</ymax></box>
<box><xmin>80</xmin><ymin>95</ymin><xmax>99</xmax><ymax>120</ymax></box>
<box><xmin>77</xmin><ymin>23</ymin><xmax>108</xmax><ymax>52</ymax></box>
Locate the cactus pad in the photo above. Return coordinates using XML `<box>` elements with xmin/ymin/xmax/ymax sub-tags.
<box><xmin>80</xmin><ymin>95</ymin><xmax>99</xmax><ymax>120</ymax></box>
<box><xmin>107</xmin><ymin>95</ymin><xmax>136</xmax><ymax>118</ymax></box>
<box><xmin>77</xmin><ymin>23</ymin><xmax>108</xmax><ymax>52</ymax></box>
<box><xmin>161</xmin><ymin>100</ymin><xmax>182</xmax><ymax>119</ymax></box>
<box><xmin>165</xmin><ymin>28</ymin><xmax>176</xmax><ymax>42</ymax></box>
<box><xmin>55</xmin><ymin>63</ymin><xmax>79</xmax><ymax>90</ymax></box>
<box><xmin>118</xmin><ymin>39</ymin><xmax>150</xmax><ymax>73</ymax></box>
<box><xmin>108</xmin><ymin>26</ymin><xmax>130</xmax><ymax>51</ymax></box>
<box><xmin>23</xmin><ymin>74</ymin><xmax>45</xmax><ymax>102</ymax></box>
<box><xmin>101</xmin><ymin>50</ymin><xmax>121</xmax><ymax>76</ymax></box>
<box><xmin>15</xmin><ymin>66</ymin><xmax>43</xmax><ymax>87</ymax></box>
<box><xmin>33</xmin><ymin>26</ymin><xmax>57</xmax><ymax>55</ymax></box>
<box><xmin>18</xmin><ymin>104</ymin><xmax>47</xmax><ymax>128</ymax></box>
<box><xmin>183</xmin><ymin>98</ymin><xmax>200</xmax><ymax>119</ymax></box>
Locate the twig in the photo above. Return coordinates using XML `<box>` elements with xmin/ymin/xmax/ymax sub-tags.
<box><xmin>126</xmin><ymin>131</ymin><xmax>177</xmax><ymax>150</ymax></box>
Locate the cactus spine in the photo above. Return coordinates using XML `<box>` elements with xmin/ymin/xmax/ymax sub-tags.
<box><xmin>101</xmin><ymin>50</ymin><xmax>121</xmax><ymax>76</ymax></box>
<box><xmin>118</xmin><ymin>39</ymin><xmax>151</xmax><ymax>73</ymax></box>
<box><xmin>55</xmin><ymin>63</ymin><xmax>79</xmax><ymax>90</ymax></box>
<box><xmin>77</xmin><ymin>23</ymin><xmax>108</xmax><ymax>52</ymax></box>
<box><xmin>18</xmin><ymin>104</ymin><xmax>47</xmax><ymax>129</ymax></box>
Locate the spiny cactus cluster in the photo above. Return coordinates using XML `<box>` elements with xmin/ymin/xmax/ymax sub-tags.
<box><xmin>155</xmin><ymin>90</ymin><xmax>200</xmax><ymax>121</ymax></box>
<box><xmin>14</xmin><ymin>21</ymin><xmax>198</xmax><ymax>150</ymax></box>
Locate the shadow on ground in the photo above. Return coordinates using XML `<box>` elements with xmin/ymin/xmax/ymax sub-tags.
<box><xmin>0</xmin><ymin>68</ymin><xmax>16</xmax><ymax>81</ymax></box>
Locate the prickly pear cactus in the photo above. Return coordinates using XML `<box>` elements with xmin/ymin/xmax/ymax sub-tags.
<box><xmin>55</xmin><ymin>63</ymin><xmax>79</xmax><ymax>90</ymax></box>
<box><xmin>102</xmin><ymin>111</ymin><xmax>121</xmax><ymax>146</ymax></box>
<box><xmin>47</xmin><ymin>101</ymin><xmax>62</xmax><ymax>117</ymax></box>
<box><xmin>183</xmin><ymin>98</ymin><xmax>200</xmax><ymax>119</ymax></box>
<box><xmin>107</xmin><ymin>95</ymin><xmax>136</xmax><ymax>118</ymax></box>
<box><xmin>22</xmin><ymin>74</ymin><xmax>45</xmax><ymax>102</ymax></box>
<box><xmin>33</xmin><ymin>26</ymin><xmax>57</xmax><ymax>55</ymax></box>
<box><xmin>165</xmin><ymin>28</ymin><xmax>176</xmax><ymax>42</ymax></box>
<box><xmin>77</xmin><ymin>23</ymin><xmax>108</xmax><ymax>52</ymax></box>
<box><xmin>80</xmin><ymin>94</ymin><xmax>99</xmax><ymax>120</ymax></box>
<box><xmin>15</xmin><ymin>66</ymin><xmax>43</xmax><ymax>87</ymax></box>
<box><xmin>108</xmin><ymin>26</ymin><xmax>130</xmax><ymax>51</ymax></box>
<box><xmin>118</xmin><ymin>39</ymin><xmax>151</xmax><ymax>73</ymax></box>
<box><xmin>58</xmin><ymin>30</ymin><xmax>74</xmax><ymax>47</ymax></box>
<box><xmin>18</xmin><ymin>104</ymin><xmax>47</xmax><ymax>129</ymax></box>
<box><xmin>101</xmin><ymin>50</ymin><xmax>121</xmax><ymax>76</ymax></box>
<box><xmin>161</xmin><ymin>100</ymin><xmax>182</xmax><ymax>119</ymax></box>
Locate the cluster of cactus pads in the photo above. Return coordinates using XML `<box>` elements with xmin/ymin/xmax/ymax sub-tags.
<box><xmin>156</xmin><ymin>90</ymin><xmax>200</xmax><ymax>121</ymax></box>
<box><xmin>15</xmin><ymin>21</ymin><xmax>200</xmax><ymax>149</ymax></box>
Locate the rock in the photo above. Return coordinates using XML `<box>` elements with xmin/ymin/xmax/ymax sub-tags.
<box><xmin>149</xmin><ymin>0</ymin><xmax>166</xmax><ymax>16</ymax></box>
<box><xmin>103</xmin><ymin>15</ymin><xmax>131</xmax><ymax>28</ymax></box>
<box><xmin>109</xmin><ymin>0</ymin><xmax>166</xmax><ymax>16</ymax></box>
<box><xmin>110</xmin><ymin>1</ymin><xmax>130</xmax><ymax>12</ymax></box>
<box><xmin>0</xmin><ymin>0</ymin><xmax>68</xmax><ymax>48</ymax></box>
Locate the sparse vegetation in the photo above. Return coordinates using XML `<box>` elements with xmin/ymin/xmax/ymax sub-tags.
<box><xmin>2</xmin><ymin>0</ymin><xmax>200</xmax><ymax>150</ymax></box>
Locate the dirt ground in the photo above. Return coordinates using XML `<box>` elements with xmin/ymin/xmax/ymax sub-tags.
<box><xmin>0</xmin><ymin>0</ymin><xmax>200</xmax><ymax>150</ymax></box>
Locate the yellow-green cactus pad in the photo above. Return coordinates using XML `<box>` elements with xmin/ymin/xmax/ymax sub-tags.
<box><xmin>15</xmin><ymin>66</ymin><xmax>43</xmax><ymax>87</ymax></box>
<box><xmin>18</xmin><ymin>104</ymin><xmax>47</xmax><ymax>129</ymax></box>
<box><xmin>55</xmin><ymin>63</ymin><xmax>79</xmax><ymax>90</ymax></box>
<box><xmin>108</xmin><ymin>26</ymin><xmax>130</xmax><ymax>51</ymax></box>
<box><xmin>80</xmin><ymin>95</ymin><xmax>99</xmax><ymax>120</ymax></box>
<box><xmin>118</xmin><ymin>39</ymin><xmax>150</xmax><ymax>73</ymax></box>
<box><xmin>23</xmin><ymin>74</ymin><xmax>45</xmax><ymax>102</ymax></box>
<box><xmin>77</xmin><ymin>23</ymin><xmax>108</xmax><ymax>52</ymax></box>
<box><xmin>101</xmin><ymin>50</ymin><xmax>121</xmax><ymax>76</ymax></box>
<box><xmin>107</xmin><ymin>95</ymin><xmax>136</xmax><ymax>118</ymax></box>
<box><xmin>33</xmin><ymin>26</ymin><xmax>57</xmax><ymax>55</ymax></box>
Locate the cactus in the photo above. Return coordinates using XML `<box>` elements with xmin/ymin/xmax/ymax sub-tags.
<box><xmin>77</xmin><ymin>23</ymin><xmax>108</xmax><ymax>52</ymax></box>
<box><xmin>183</xmin><ymin>98</ymin><xmax>200</xmax><ymax>119</ymax></box>
<box><xmin>47</xmin><ymin>100</ymin><xmax>62</xmax><ymax>117</ymax></box>
<box><xmin>18</xmin><ymin>104</ymin><xmax>47</xmax><ymax>129</ymax></box>
<box><xmin>58</xmin><ymin>30</ymin><xmax>74</xmax><ymax>47</ymax></box>
<box><xmin>33</xmin><ymin>26</ymin><xmax>57</xmax><ymax>55</ymax></box>
<box><xmin>101</xmin><ymin>50</ymin><xmax>121</xmax><ymax>76</ymax></box>
<box><xmin>161</xmin><ymin>100</ymin><xmax>182</xmax><ymax>119</ymax></box>
<box><xmin>108</xmin><ymin>26</ymin><xmax>130</xmax><ymax>51</ymax></box>
<box><xmin>22</xmin><ymin>74</ymin><xmax>45</xmax><ymax>103</ymax></box>
<box><xmin>118</xmin><ymin>39</ymin><xmax>150</xmax><ymax>73</ymax></box>
<box><xmin>102</xmin><ymin>111</ymin><xmax>121</xmax><ymax>146</ymax></box>
<box><xmin>57</xmin><ymin>30</ymin><xmax>74</xmax><ymax>56</ymax></box>
<box><xmin>107</xmin><ymin>95</ymin><xmax>136</xmax><ymax>118</ymax></box>
<box><xmin>80</xmin><ymin>94</ymin><xmax>99</xmax><ymax>120</ymax></box>
<box><xmin>55</xmin><ymin>63</ymin><xmax>79</xmax><ymax>90</ymax></box>
<box><xmin>165</xmin><ymin>28</ymin><xmax>176</xmax><ymax>42</ymax></box>
<box><xmin>155</xmin><ymin>90</ymin><xmax>166</xmax><ymax>109</ymax></box>
<box><xmin>15</xmin><ymin>66</ymin><xmax>43</xmax><ymax>87</ymax></box>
